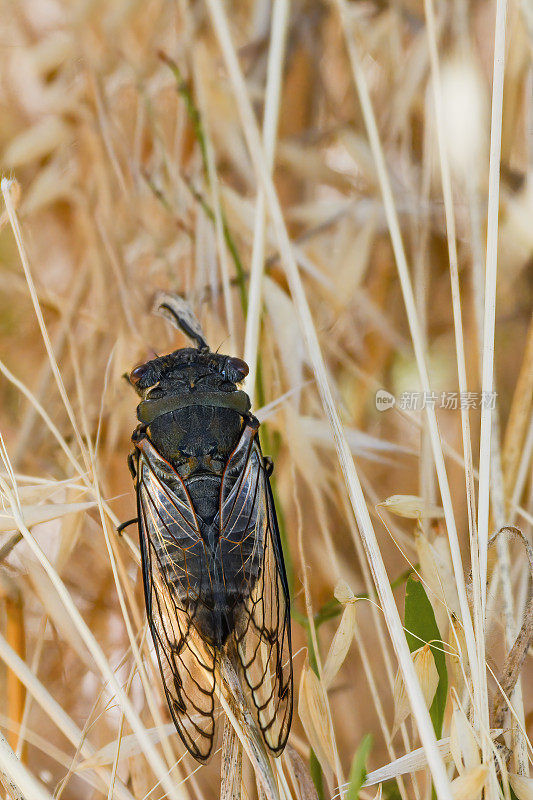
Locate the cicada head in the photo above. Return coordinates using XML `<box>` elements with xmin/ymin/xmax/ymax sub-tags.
<box><xmin>128</xmin><ymin>349</ymin><xmax>249</xmax><ymax>400</ymax></box>
<box><xmin>128</xmin><ymin>292</ymin><xmax>249</xmax><ymax>400</ymax></box>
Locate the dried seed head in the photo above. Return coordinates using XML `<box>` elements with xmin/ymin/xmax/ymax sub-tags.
<box><xmin>448</xmin><ymin>616</ymin><xmax>469</xmax><ymax>690</ymax></box>
<box><xmin>451</xmin><ymin>766</ymin><xmax>488</xmax><ymax>800</ymax></box>
<box><xmin>392</xmin><ymin>645</ymin><xmax>439</xmax><ymax>735</ymax></box>
<box><xmin>450</xmin><ymin>697</ymin><xmax>480</xmax><ymax>775</ymax></box>
<box><xmin>334</xmin><ymin>579</ymin><xmax>357</xmax><ymax>605</ymax></box>
<box><xmin>378</xmin><ymin>494</ymin><xmax>444</xmax><ymax>520</ymax></box>
<box><xmin>414</xmin><ymin>644</ymin><xmax>439</xmax><ymax>711</ymax></box>
<box><xmin>323</xmin><ymin>602</ymin><xmax>357</xmax><ymax>688</ymax></box>
<box><xmin>298</xmin><ymin>662</ymin><xmax>336</xmax><ymax>781</ymax></box>
<box><xmin>392</xmin><ymin>667</ymin><xmax>410</xmax><ymax>735</ymax></box>
<box><xmin>509</xmin><ymin>774</ymin><xmax>533</xmax><ymax>800</ymax></box>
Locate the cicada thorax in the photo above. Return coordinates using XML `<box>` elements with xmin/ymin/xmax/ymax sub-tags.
<box><xmin>150</xmin><ymin>404</ymin><xmax>242</xmax><ymax>519</ymax></box>
<box><xmin>132</xmin><ymin>348</ymin><xmax>264</xmax><ymax>648</ymax></box>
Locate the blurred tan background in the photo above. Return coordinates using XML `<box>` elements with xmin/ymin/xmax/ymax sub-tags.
<box><xmin>0</xmin><ymin>1</ymin><xmax>531</xmax><ymax>798</ymax></box>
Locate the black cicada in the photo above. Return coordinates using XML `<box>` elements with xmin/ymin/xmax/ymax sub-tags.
<box><xmin>123</xmin><ymin>296</ymin><xmax>292</xmax><ymax>763</ymax></box>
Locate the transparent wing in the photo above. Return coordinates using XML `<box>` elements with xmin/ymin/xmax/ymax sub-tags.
<box><xmin>220</xmin><ymin>421</ymin><xmax>293</xmax><ymax>755</ymax></box>
<box><xmin>136</xmin><ymin>437</ymin><xmax>218</xmax><ymax>762</ymax></box>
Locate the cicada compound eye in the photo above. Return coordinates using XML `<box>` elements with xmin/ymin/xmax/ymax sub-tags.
<box><xmin>129</xmin><ymin>363</ymin><xmax>149</xmax><ymax>386</ymax></box>
<box><xmin>226</xmin><ymin>356</ymin><xmax>249</xmax><ymax>382</ymax></box>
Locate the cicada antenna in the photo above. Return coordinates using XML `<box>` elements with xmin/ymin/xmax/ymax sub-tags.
<box><xmin>153</xmin><ymin>292</ymin><xmax>209</xmax><ymax>351</ymax></box>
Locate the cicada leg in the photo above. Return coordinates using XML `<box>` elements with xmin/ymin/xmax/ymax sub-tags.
<box><xmin>117</xmin><ymin>517</ymin><xmax>138</xmax><ymax>536</ymax></box>
<box><xmin>127</xmin><ymin>452</ymin><xmax>137</xmax><ymax>479</ymax></box>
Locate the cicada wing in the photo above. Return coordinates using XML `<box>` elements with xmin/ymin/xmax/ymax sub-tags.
<box><xmin>220</xmin><ymin>425</ymin><xmax>293</xmax><ymax>756</ymax></box>
<box><xmin>136</xmin><ymin>439</ymin><xmax>219</xmax><ymax>762</ymax></box>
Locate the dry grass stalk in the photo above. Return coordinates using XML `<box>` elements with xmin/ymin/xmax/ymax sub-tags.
<box><xmin>0</xmin><ymin>728</ymin><xmax>50</xmax><ymax>800</ymax></box>
<box><xmin>220</xmin><ymin>717</ymin><xmax>243</xmax><ymax>800</ymax></box>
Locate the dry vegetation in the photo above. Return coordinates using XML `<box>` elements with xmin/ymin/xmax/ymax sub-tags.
<box><xmin>0</xmin><ymin>0</ymin><xmax>532</xmax><ymax>799</ymax></box>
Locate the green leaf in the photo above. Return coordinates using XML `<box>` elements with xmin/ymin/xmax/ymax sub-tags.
<box><xmin>382</xmin><ymin>779</ymin><xmax>402</xmax><ymax>800</ymax></box>
<box><xmin>346</xmin><ymin>734</ymin><xmax>372</xmax><ymax>800</ymax></box>
<box><xmin>404</xmin><ymin>575</ymin><xmax>448</xmax><ymax>737</ymax></box>
<box><xmin>310</xmin><ymin>749</ymin><xmax>325</xmax><ymax>800</ymax></box>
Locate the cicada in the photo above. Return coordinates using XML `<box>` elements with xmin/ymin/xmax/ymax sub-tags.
<box><xmin>122</xmin><ymin>295</ymin><xmax>293</xmax><ymax>762</ymax></box>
